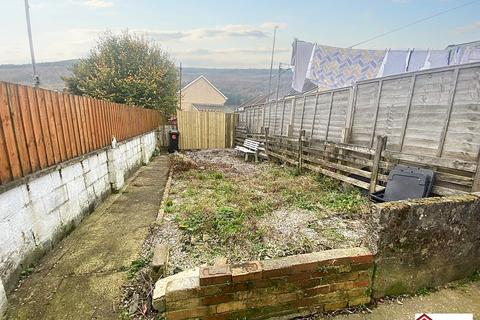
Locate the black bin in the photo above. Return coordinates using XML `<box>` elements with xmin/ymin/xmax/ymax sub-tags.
<box><xmin>371</xmin><ymin>165</ymin><xmax>434</xmax><ymax>203</ymax></box>
<box><xmin>168</xmin><ymin>129</ymin><xmax>179</xmax><ymax>153</ymax></box>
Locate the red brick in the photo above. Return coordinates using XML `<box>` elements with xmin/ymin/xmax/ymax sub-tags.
<box><xmin>353</xmin><ymin>280</ymin><xmax>370</xmax><ymax>288</ymax></box>
<box><xmin>199</xmin><ymin>265</ymin><xmax>232</xmax><ymax>286</ymax></box>
<box><xmin>202</xmin><ymin>294</ymin><xmax>234</xmax><ymax>306</ymax></box>
<box><xmin>302</xmin><ymin>284</ymin><xmax>331</xmax><ymax>297</ymax></box>
<box><xmin>165</xmin><ymin>306</ymin><xmax>214</xmax><ymax>320</ymax></box>
<box><xmin>330</xmin><ymin>281</ymin><xmax>354</xmax><ymax>291</ymax></box>
<box><xmin>231</xmin><ymin>261</ymin><xmax>262</xmax><ymax>282</ymax></box>
<box><xmin>350</xmin><ymin>262</ymin><xmax>372</xmax><ymax>271</ymax></box>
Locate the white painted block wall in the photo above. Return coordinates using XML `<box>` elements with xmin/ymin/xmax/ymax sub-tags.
<box><xmin>0</xmin><ymin>280</ymin><xmax>6</xmax><ymax>318</ymax></box>
<box><xmin>0</xmin><ymin>130</ymin><xmax>157</xmax><ymax>297</ymax></box>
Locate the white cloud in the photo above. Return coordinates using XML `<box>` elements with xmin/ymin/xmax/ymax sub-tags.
<box><xmin>133</xmin><ymin>24</ymin><xmax>272</xmax><ymax>42</ymax></box>
<box><xmin>260</xmin><ymin>22</ymin><xmax>289</xmax><ymax>30</ymax></box>
<box><xmin>83</xmin><ymin>0</ymin><xmax>114</xmax><ymax>8</ymax></box>
<box><xmin>454</xmin><ymin>21</ymin><xmax>480</xmax><ymax>35</ymax></box>
<box><xmin>0</xmin><ymin>22</ymin><xmax>291</xmax><ymax>68</ymax></box>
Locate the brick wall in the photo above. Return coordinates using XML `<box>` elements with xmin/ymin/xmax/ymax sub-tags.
<box><xmin>0</xmin><ymin>130</ymin><xmax>157</xmax><ymax>292</ymax></box>
<box><xmin>153</xmin><ymin>248</ymin><xmax>373</xmax><ymax>320</ymax></box>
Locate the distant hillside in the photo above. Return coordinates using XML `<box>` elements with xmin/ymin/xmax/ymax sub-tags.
<box><xmin>0</xmin><ymin>60</ymin><xmax>293</xmax><ymax>105</ymax></box>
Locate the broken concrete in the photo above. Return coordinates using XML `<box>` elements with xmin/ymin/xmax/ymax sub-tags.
<box><xmin>151</xmin><ymin>243</ymin><xmax>170</xmax><ymax>282</ymax></box>
<box><xmin>152</xmin><ymin>268</ymin><xmax>199</xmax><ymax>312</ymax></box>
<box><xmin>6</xmin><ymin>156</ymin><xmax>170</xmax><ymax>320</ymax></box>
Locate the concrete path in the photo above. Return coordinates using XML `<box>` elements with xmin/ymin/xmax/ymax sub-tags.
<box><xmin>7</xmin><ymin>156</ymin><xmax>170</xmax><ymax>320</ymax></box>
<box><xmin>327</xmin><ymin>282</ymin><xmax>480</xmax><ymax>320</ymax></box>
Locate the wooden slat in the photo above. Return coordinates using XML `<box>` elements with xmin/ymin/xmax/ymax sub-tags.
<box><xmin>44</xmin><ymin>90</ymin><xmax>61</xmax><ymax>164</ymax></box>
<box><xmin>63</xmin><ymin>94</ymin><xmax>78</xmax><ymax>157</ymax></box>
<box><xmin>17</xmin><ymin>85</ymin><xmax>40</xmax><ymax>172</ymax></box>
<box><xmin>0</xmin><ymin>83</ymin><xmax>22</xmax><ymax>178</ymax></box>
<box><xmin>27</xmin><ymin>87</ymin><xmax>48</xmax><ymax>169</ymax></box>
<box><xmin>6</xmin><ymin>84</ymin><xmax>32</xmax><ymax>175</ymax></box>
<box><xmin>51</xmin><ymin>91</ymin><xmax>67</xmax><ymax>162</ymax></box>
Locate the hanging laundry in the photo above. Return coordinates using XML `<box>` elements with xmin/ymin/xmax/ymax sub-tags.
<box><xmin>291</xmin><ymin>39</ymin><xmax>315</xmax><ymax>92</ymax></box>
<box><xmin>305</xmin><ymin>44</ymin><xmax>386</xmax><ymax>89</ymax></box>
<box><xmin>377</xmin><ymin>50</ymin><xmax>410</xmax><ymax>77</ymax></box>
<box><xmin>423</xmin><ymin>50</ymin><xmax>450</xmax><ymax>69</ymax></box>
<box><xmin>407</xmin><ymin>49</ymin><xmax>429</xmax><ymax>72</ymax></box>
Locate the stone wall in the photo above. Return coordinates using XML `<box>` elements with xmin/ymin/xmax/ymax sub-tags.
<box><xmin>372</xmin><ymin>193</ymin><xmax>480</xmax><ymax>297</ymax></box>
<box><xmin>0</xmin><ymin>131</ymin><xmax>157</xmax><ymax>292</ymax></box>
<box><xmin>153</xmin><ymin>248</ymin><xmax>373</xmax><ymax>320</ymax></box>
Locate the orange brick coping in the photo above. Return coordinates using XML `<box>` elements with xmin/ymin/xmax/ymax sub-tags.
<box><xmin>153</xmin><ymin>247</ymin><xmax>374</xmax><ymax>320</ymax></box>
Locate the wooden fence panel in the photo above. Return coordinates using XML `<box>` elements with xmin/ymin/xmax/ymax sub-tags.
<box><xmin>177</xmin><ymin>110</ymin><xmax>234</xmax><ymax>150</ymax></box>
<box><xmin>237</xmin><ymin>62</ymin><xmax>480</xmax><ymax>194</ymax></box>
<box><xmin>0</xmin><ymin>81</ymin><xmax>164</xmax><ymax>187</ymax></box>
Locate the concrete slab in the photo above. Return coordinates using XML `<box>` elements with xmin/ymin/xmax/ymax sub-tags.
<box><xmin>328</xmin><ymin>282</ymin><xmax>480</xmax><ymax>320</ymax></box>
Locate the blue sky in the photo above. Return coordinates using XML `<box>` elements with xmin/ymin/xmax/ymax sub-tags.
<box><xmin>1</xmin><ymin>0</ymin><xmax>479</xmax><ymax>68</ymax></box>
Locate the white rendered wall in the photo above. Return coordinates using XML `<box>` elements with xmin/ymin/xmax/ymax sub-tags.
<box><xmin>0</xmin><ymin>131</ymin><xmax>157</xmax><ymax>296</ymax></box>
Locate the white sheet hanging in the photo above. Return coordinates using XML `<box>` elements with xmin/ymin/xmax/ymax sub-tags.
<box><xmin>377</xmin><ymin>50</ymin><xmax>410</xmax><ymax>77</ymax></box>
<box><xmin>291</xmin><ymin>39</ymin><xmax>315</xmax><ymax>92</ymax></box>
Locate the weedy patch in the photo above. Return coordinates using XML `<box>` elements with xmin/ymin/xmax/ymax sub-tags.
<box><xmin>160</xmin><ymin>149</ymin><xmax>373</xmax><ymax>272</ymax></box>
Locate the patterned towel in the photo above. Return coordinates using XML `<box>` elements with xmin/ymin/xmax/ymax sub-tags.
<box><xmin>306</xmin><ymin>44</ymin><xmax>386</xmax><ymax>89</ymax></box>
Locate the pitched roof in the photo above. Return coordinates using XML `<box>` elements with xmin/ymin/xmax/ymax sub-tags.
<box><xmin>238</xmin><ymin>94</ymin><xmax>268</xmax><ymax>108</ymax></box>
<box><xmin>192</xmin><ymin>103</ymin><xmax>236</xmax><ymax>113</ymax></box>
<box><xmin>180</xmin><ymin>75</ymin><xmax>228</xmax><ymax>100</ymax></box>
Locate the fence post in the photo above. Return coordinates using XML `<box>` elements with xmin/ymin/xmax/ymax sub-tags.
<box><xmin>369</xmin><ymin>80</ymin><xmax>383</xmax><ymax>148</ymax></box>
<box><xmin>399</xmin><ymin>74</ymin><xmax>417</xmax><ymax>151</ymax></box>
<box><xmin>298</xmin><ymin>129</ymin><xmax>305</xmax><ymax>173</ymax></box>
<box><xmin>310</xmin><ymin>93</ymin><xmax>319</xmax><ymax>140</ymax></box>
<box><xmin>287</xmin><ymin>98</ymin><xmax>296</xmax><ymax>137</ymax></box>
<box><xmin>473</xmin><ymin>148</ymin><xmax>480</xmax><ymax>192</ymax></box>
<box><xmin>437</xmin><ymin>67</ymin><xmax>460</xmax><ymax>157</ymax></box>
<box><xmin>264</xmin><ymin>127</ymin><xmax>269</xmax><ymax>158</ymax></box>
<box><xmin>370</xmin><ymin>135</ymin><xmax>387</xmax><ymax>194</ymax></box>
<box><xmin>280</xmin><ymin>99</ymin><xmax>286</xmax><ymax>136</ymax></box>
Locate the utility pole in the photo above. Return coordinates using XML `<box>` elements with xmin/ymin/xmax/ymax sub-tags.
<box><xmin>267</xmin><ymin>25</ymin><xmax>278</xmax><ymax>101</ymax></box>
<box><xmin>178</xmin><ymin>62</ymin><xmax>182</xmax><ymax>110</ymax></box>
<box><xmin>24</xmin><ymin>0</ymin><xmax>39</xmax><ymax>87</ymax></box>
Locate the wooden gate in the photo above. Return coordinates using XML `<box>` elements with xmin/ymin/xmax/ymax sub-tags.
<box><xmin>176</xmin><ymin>111</ymin><xmax>236</xmax><ymax>150</ymax></box>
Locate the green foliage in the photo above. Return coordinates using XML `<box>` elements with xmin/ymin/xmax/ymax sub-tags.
<box><xmin>416</xmin><ymin>287</ymin><xmax>433</xmax><ymax>296</ymax></box>
<box><xmin>124</xmin><ymin>254</ymin><xmax>152</xmax><ymax>279</ymax></box>
<box><xmin>20</xmin><ymin>266</ymin><xmax>35</xmax><ymax>278</ymax></box>
<box><xmin>64</xmin><ymin>31</ymin><xmax>178</xmax><ymax>114</ymax></box>
<box><xmin>169</xmin><ymin>162</ymin><xmax>369</xmax><ymax>252</ymax></box>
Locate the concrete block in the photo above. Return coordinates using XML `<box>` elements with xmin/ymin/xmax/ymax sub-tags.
<box><xmin>60</xmin><ymin>163</ymin><xmax>83</xmax><ymax>183</ymax></box>
<box><xmin>88</xmin><ymin>154</ymin><xmax>99</xmax><ymax>170</ymax></box>
<box><xmin>93</xmin><ymin>177</ymin><xmax>107</xmax><ymax>198</ymax></box>
<box><xmin>28</xmin><ymin>173</ymin><xmax>57</xmax><ymax>200</ymax></box>
<box><xmin>97</xmin><ymin>151</ymin><xmax>107</xmax><ymax>164</ymax></box>
<box><xmin>0</xmin><ymin>185</ymin><xmax>29</xmax><ymax>221</ymax></box>
<box><xmin>58</xmin><ymin>199</ymin><xmax>79</xmax><ymax>225</ymax></box>
<box><xmin>0</xmin><ymin>280</ymin><xmax>7</xmax><ymax>319</ymax></box>
<box><xmin>84</xmin><ymin>169</ymin><xmax>98</xmax><ymax>187</ymax></box>
<box><xmin>30</xmin><ymin>198</ymin><xmax>63</xmax><ymax>244</ymax></box>
<box><xmin>151</xmin><ymin>244</ymin><xmax>169</xmax><ymax>281</ymax></box>
<box><xmin>42</xmin><ymin>186</ymin><xmax>68</xmax><ymax>212</ymax></box>
<box><xmin>66</xmin><ymin>177</ymin><xmax>86</xmax><ymax>201</ymax></box>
